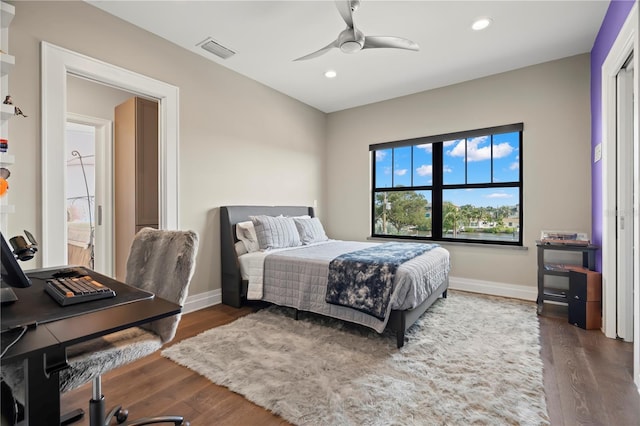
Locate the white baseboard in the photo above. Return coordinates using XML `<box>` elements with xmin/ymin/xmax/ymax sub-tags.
<box><xmin>448</xmin><ymin>276</ymin><xmax>537</xmax><ymax>302</ymax></box>
<box><xmin>182</xmin><ymin>276</ymin><xmax>537</xmax><ymax>315</ymax></box>
<box><xmin>183</xmin><ymin>289</ymin><xmax>221</xmax><ymax>314</ymax></box>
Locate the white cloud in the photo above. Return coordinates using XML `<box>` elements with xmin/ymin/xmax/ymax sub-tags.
<box><xmin>416</xmin><ymin>164</ymin><xmax>432</xmax><ymax>176</ymax></box>
<box><xmin>492</xmin><ymin>142</ymin><xmax>514</xmax><ymax>159</ymax></box>
<box><xmin>469</xmin><ymin>136</ymin><xmax>489</xmax><ymax>145</ymax></box>
<box><xmin>395</xmin><ymin>169</ymin><xmax>408</xmax><ymax>176</ymax></box>
<box><xmin>416</xmin><ymin>143</ymin><xmax>432</xmax><ymax>153</ymax></box>
<box><xmin>509</xmin><ymin>155</ymin><xmax>520</xmax><ymax>170</ymax></box>
<box><xmin>443</xmin><ymin>165</ymin><xmax>453</xmax><ymax>173</ymax></box>
<box><xmin>447</xmin><ymin>140</ymin><xmax>467</xmax><ymax>158</ymax></box>
<box><xmin>486</xmin><ymin>192</ymin><xmax>512</xmax><ymax>199</ymax></box>
<box><xmin>376</xmin><ymin>151</ymin><xmax>387</xmax><ymax>161</ymax></box>
<box><xmin>443</xmin><ymin>139</ymin><xmax>460</xmax><ymax>147</ymax></box>
<box><xmin>446</xmin><ymin>137</ymin><xmax>514</xmax><ymax>162</ymax></box>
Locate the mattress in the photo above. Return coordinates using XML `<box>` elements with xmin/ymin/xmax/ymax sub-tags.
<box><xmin>238</xmin><ymin>240</ymin><xmax>450</xmax><ymax>333</ymax></box>
<box><xmin>67</xmin><ymin>222</ymin><xmax>92</xmax><ymax>248</ymax></box>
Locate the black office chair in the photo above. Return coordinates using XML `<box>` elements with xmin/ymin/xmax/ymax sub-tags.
<box><xmin>2</xmin><ymin>228</ymin><xmax>198</xmax><ymax>426</ymax></box>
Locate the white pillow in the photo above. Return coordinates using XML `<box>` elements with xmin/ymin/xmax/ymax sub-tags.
<box><xmin>250</xmin><ymin>215</ymin><xmax>301</xmax><ymax>250</ymax></box>
<box><xmin>290</xmin><ymin>215</ymin><xmax>311</xmax><ymax>219</ymax></box>
<box><xmin>236</xmin><ymin>221</ymin><xmax>260</xmax><ymax>253</ymax></box>
<box><xmin>294</xmin><ymin>217</ymin><xmax>329</xmax><ymax>245</ymax></box>
<box><xmin>234</xmin><ymin>240</ymin><xmax>248</xmax><ymax>257</ymax></box>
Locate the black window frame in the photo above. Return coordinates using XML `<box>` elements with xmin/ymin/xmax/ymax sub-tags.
<box><xmin>370</xmin><ymin>123</ymin><xmax>524</xmax><ymax>246</ymax></box>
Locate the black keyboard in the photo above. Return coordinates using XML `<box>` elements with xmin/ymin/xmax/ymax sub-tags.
<box><xmin>45</xmin><ymin>275</ymin><xmax>116</xmax><ymax>306</ymax></box>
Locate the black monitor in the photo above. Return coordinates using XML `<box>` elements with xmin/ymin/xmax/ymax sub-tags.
<box><xmin>1</xmin><ymin>232</ymin><xmax>31</xmax><ymax>303</ymax></box>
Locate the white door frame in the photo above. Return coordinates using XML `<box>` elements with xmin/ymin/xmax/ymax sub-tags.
<box><xmin>601</xmin><ymin>3</ymin><xmax>639</xmax><ymax>389</ymax></box>
<box><xmin>41</xmin><ymin>42</ymin><xmax>179</xmax><ymax>267</ymax></box>
<box><xmin>66</xmin><ymin>113</ymin><xmax>113</xmax><ymax>276</ymax></box>
<box><xmin>616</xmin><ymin>60</ymin><xmax>634</xmax><ymax>342</ymax></box>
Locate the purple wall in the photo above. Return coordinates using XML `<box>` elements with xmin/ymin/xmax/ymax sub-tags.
<box><xmin>591</xmin><ymin>0</ymin><xmax>635</xmax><ymax>271</ymax></box>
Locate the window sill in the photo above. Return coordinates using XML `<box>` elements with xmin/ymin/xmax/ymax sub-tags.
<box><xmin>366</xmin><ymin>236</ymin><xmax>529</xmax><ymax>251</ymax></box>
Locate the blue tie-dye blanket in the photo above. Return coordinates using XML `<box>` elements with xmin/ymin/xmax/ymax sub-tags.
<box><xmin>325</xmin><ymin>242</ymin><xmax>439</xmax><ymax>320</ymax></box>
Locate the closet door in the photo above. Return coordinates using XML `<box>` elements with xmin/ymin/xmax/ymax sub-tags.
<box><xmin>114</xmin><ymin>97</ymin><xmax>158</xmax><ymax>280</ymax></box>
<box><xmin>135</xmin><ymin>97</ymin><xmax>158</xmax><ymax>228</ymax></box>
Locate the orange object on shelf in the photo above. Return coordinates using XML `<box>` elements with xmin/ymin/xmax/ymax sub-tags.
<box><xmin>0</xmin><ymin>177</ymin><xmax>8</xmax><ymax>196</ymax></box>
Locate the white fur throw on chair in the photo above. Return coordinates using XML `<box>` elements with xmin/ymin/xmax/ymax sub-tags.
<box><xmin>126</xmin><ymin>227</ymin><xmax>199</xmax><ymax>343</ymax></box>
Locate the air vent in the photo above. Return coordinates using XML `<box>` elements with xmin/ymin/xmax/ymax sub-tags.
<box><xmin>198</xmin><ymin>37</ymin><xmax>236</xmax><ymax>60</ymax></box>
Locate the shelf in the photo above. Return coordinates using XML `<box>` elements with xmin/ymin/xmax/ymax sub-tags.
<box><xmin>1</xmin><ymin>0</ymin><xmax>13</xmax><ymax>226</ymax></box>
<box><xmin>0</xmin><ymin>152</ymin><xmax>14</xmax><ymax>165</ymax></box>
<box><xmin>1</xmin><ymin>103</ymin><xmax>13</xmax><ymax>120</ymax></box>
<box><xmin>536</xmin><ymin>241</ymin><xmax>599</xmax><ymax>252</ymax></box>
<box><xmin>542</xmin><ymin>263</ymin><xmax>589</xmax><ymax>275</ymax></box>
<box><xmin>543</xmin><ymin>287</ymin><xmax>568</xmax><ymax>298</ymax></box>
<box><xmin>0</xmin><ymin>204</ymin><xmax>15</xmax><ymax>214</ymax></box>
<box><xmin>1</xmin><ymin>52</ymin><xmax>15</xmax><ymax>76</ymax></box>
<box><xmin>537</xmin><ymin>243</ymin><xmax>598</xmax><ymax>314</ymax></box>
<box><xmin>542</xmin><ymin>269</ymin><xmax>570</xmax><ymax>277</ymax></box>
<box><xmin>1</xmin><ymin>1</ymin><xmax>14</xmax><ymax>29</ymax></box>
<box><xmin>542</xmin><ymin>288</ymin><xmax>568</xmax><ymax>304</ymax></box>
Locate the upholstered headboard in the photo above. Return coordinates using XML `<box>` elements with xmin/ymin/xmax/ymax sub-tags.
<box><xmin>219</xmin><ymin>205</ymin><xmax>315</xmax><ymax>307</ymax></box>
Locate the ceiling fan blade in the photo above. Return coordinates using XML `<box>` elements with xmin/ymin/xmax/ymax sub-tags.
<box><xmin>293</xmin><ymin>40</ymin><xmax>339</xmax><ymax>61</ymax></box>
<box><xmin>335</xmin><ymin>0</ymin><xmax>355</xmax><ymax>28</ymax></box>
<box><xmin>363</xmin><ymin>36</ymin><xmax>420</xmax><ymax>51</ymax></box>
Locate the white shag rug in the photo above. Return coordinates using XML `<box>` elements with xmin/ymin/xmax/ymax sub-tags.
<box><xmin>162</xmin><ymin>291</ymin><xmax>549</xmax><ymax>425</ymax></box>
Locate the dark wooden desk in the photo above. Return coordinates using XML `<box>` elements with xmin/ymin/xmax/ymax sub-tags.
<box><xmin>1</xmin><ymin>268</ymin><xmax>181</xmax><ymax>425</ymax></box>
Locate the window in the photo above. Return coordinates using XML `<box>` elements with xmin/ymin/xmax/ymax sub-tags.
<box><xmin>371</xmin><ymin>123</ymin><xmax>523</xmax><ymax>245</ymax></box>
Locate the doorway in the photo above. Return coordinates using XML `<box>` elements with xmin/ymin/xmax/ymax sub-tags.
<box><xmin>65</xmin><ymin>121</ymin><xmax>96</xmax><ymax>269</ymax></box>
<box><xmin>601</xmin><ymin>5</ymin><xmax>639</xmax><ymax>389</ymax></box>
<box><xmin>40</xmin><ymin>42</ymin><xmax>179</xmax><ymax>269</ymax></box>
<box><xmin>65</xmin><ymin>113</ymin><xmax>114</xmax><ymax>276</ymax></box>
<box><xmin>616</xmin><ymin>55</ymin><xmax>634</xmax><ymax>343</ymax></box>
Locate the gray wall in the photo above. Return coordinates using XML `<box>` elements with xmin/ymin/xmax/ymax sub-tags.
<box><xmin>325</xmin><ymin>54</ymin><xmax>592</xmax><ymax>291</ymax></box>
<box><xmin>67</xmin><ymin>75</ymin><xmax>133</xmax><ymax>122</ymax></box>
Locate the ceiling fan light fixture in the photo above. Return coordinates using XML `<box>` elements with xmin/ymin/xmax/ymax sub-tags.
<box><xmin>471</xmin><ymin>17</ymin><xmax>492</xmax><ymax>31</ymax></box>
<box><xmin>340</xmin><ymin>40</ymin><xmax>363</xmax><ymax>53</ymax></box>
<box><xmin>294</xmin><ymin>1</ymin><xmax>417</xmax><ymax>61</ymax></box>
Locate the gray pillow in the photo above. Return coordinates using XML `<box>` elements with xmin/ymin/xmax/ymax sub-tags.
<box><xmin>250</xmin><ymin>215</ymin><xmax>301</xmax><ymax>250</ymax></box>
<box><xmin>294</xmin><ymin>217</ymin><xmax>329</xmax><ymax>244</ymax></box>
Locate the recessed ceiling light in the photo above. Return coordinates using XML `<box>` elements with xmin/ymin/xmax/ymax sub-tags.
<box><xmin>324</xmin><ymin>70</ymin><xmax>337</xmax><ymax>79</ymax></box>
<box><xmin>471</xmin><ymin>17</ymin><xmax>492</xmax><ymax>31</ymax></box>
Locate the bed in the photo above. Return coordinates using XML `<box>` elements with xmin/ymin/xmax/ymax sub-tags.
<box><xmin>67</xmin><ymin>198</ymin><xmax>94</xmax><ymax>268</ymax></box>
<box><xmin>220</xmin><ymin>205</ymin><xmax>450</xmax><ymax>348</ymax></box>
<box><xmin>67</xmin><ymin>221</ymin><xmax>92</xmax><ymax>267</ymax></box>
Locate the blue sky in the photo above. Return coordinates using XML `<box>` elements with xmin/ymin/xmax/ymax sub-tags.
<box><xmin>375</xmin><ymin>131</ymin><xmax>520</xmax><ymax>208</ymax></box>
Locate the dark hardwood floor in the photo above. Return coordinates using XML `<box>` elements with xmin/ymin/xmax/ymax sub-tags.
<box><xmin>539</xmin><ymin>303</ymin><xmax>640</xmax><ymax>426</ymax></box>
<box><xmin>60</xmin><ymin>301</ymin><xmax>640</xmax><ymax>426</ymax></box>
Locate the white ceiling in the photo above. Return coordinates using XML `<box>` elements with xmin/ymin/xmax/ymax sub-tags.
<box><xmin>88</xmin><ymin>1</ymin><xmax>609</xmax><ymax>113</ymax></box>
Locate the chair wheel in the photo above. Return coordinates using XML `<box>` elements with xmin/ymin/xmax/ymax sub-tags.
<box><xmin>116</xmin><ymin>408</ymin><xmax>129</xmax><ymax>424</ymax></box>
<box><xmin>181</xmin><ymin>421</ymin><xmax>190</xmax><ymax>426</ymax></box>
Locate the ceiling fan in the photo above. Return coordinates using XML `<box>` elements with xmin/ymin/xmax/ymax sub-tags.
<box><xmin>294</xmin><ymin>0</ymin><xmax>419</xmax><ymax>61</ymax></box>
